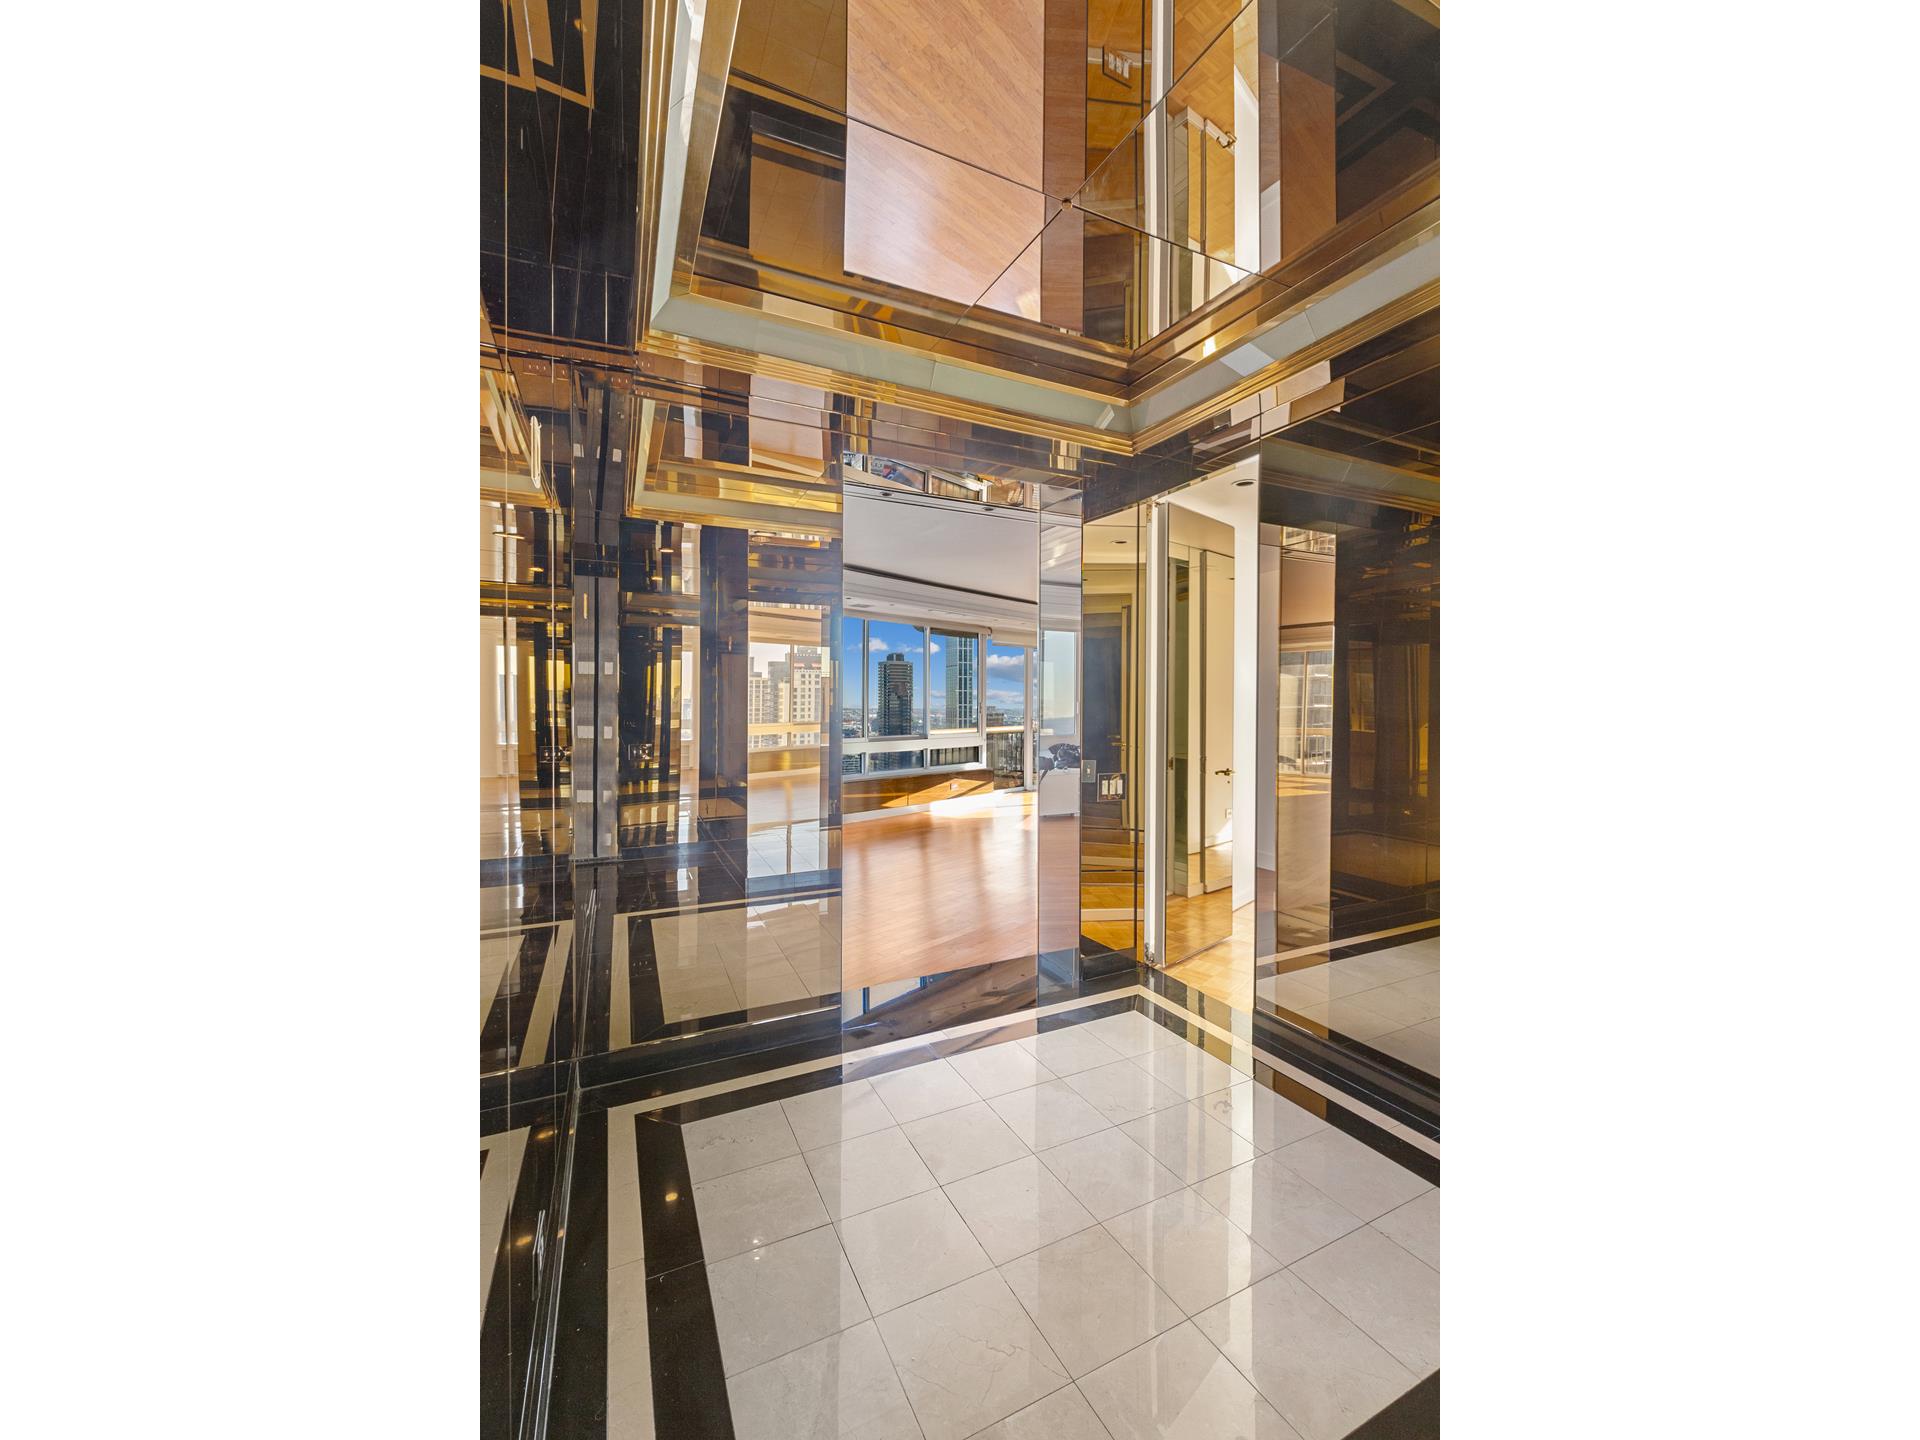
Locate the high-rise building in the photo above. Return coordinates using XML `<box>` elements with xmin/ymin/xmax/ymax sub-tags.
<box><xmin>747</xmin><ymin>671</ymin><xmax>775</xmax><ymax>725</ymax></box>
<box><xmin>876</xmin><ymin>652</ymin><xmax>915</xmax><ymax>735</ymax></box>
<box><xmin>942</xmin><ymin>637</ymin><xmax>977</xmax><ymax>729</ymax></box>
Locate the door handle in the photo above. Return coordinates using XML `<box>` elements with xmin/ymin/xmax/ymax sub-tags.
<box><xmin>1214</xmin><ymin>768</ymin><xmax>1234</xmax><ymax>777</ymax></box>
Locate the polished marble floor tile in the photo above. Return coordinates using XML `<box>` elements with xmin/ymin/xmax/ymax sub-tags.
<box><xmin>836</xmin><ymin>1188</ymin><xmax>992</xmax><ymax>1314</ymax></box>
<box><xmin>1268</xmin><ymin>1128</ymin><xmax>1432</xmax><ymax>1223</ymax></box>
<box><xmin>1078</xmin><ymin>1009</ymin><xmax>1187</xmax><ymax>1059</ymax></box>
<box><xmin>1038</xmin><ymin>1127</ymin><xmax>1186</xmax><ymax>1222</ymax></box>
<box><xmin>1019</xmin><ymin>1025</ymin><xmax>1127</xmax><ymax>1077</ymax></box>
<box><xmin>1189</xmin><ymin>1083</ymin><xmax>1328</xmax><ymax>1155</ymax></box>
<box><xmin>803</xmin><ymin>1125</ymin><xmax>937</xmax><ymax>1220</ymax></box>
<box><xmin>602</xmin><ymin>993</ymin><xmax>1437</xmax><ymax>1440</ymax></box>
<box><xmin>969</xmin><ymin>1383</ymin><xmax>1112</xmax><ymax>1440</ymax></box>
<box><xmin>943</xmin><ymin>1154</ymin><xmax>1099</xmax><ymax>1265</ymax></box>
<box><xmin>877</xmin><ymin>1269</ymin><xmax>1072</xmax><ymax>1440</ymax></box>
<box><xmin>946</xmin><ymin>1039</ymin><xmax>1057</xmax><ymax>1099</ymax></box>
<box><xmin>1064</xmin><ymin>1058</ymin><xmax>1189</xmax><ymax>1126</ymax></box>
<box><xmin>1131</xmin><ymin>1043</ymin><xmax>1243</xmax><ymax>1099</ymax></box>
<box><xmin>870</xmin><ymin>1057</ymin><xmax>982</xmax><ymax>1125</ymax></box>
<box><xmin>1194</xmin><ymin>1271</ymin><xmax>1413</xmax><ymax>1440</ymax></box>
<box><xmin>1078</xmin><ymin>1320</ymin><xmax>1302</xmax><ymax>1440</ymax></box>
<box><xmin>780</xmin><ymin>1078</ymin><xmax>897</xmax><ymax>1152</ymax></box>
<box><xmin>1370</xmin><ymin>1189</ymin><xmax>1439</xmax><ymax>1271</ymax></box>
<box><xmin>693</xmin><ymin>1152</ymin><xmax>832</xmax><ymax>1262</ymax></box>
<box><xmin>999</xmin><ymin>1225</ymin><xmax>1184</xmax><ymax>1377</ymax></box>
<box><xmin>1191</xmin><ymin>1156</ymin><xmax>1365</xmax><ymax>1267</ymax></box>
<box><xmin>1120</xmin><ymin>1104</ymin><xmax>1257</xmax><ymax>1184</ymax></box>
<box><xmin>1381</xmin><ymin>968</ymin><xmax>1440</xmax><ymax>1010</ymax></box>
<box><xmin>1290</xmin><ymin>1224</ymin><xmax>1439</xmax><ymax>1375</ymax></box>
<box><xmin>901</xmin><ymin>1101</ymin><xmax>1031</xmax><ymax>1185</ymax></box>
<box><xmin>1103</xmin><ymin>1187</ymin><xmax>1282</xmax><ymax>1318</ymax></box>
<box><xmin>706</xmin><ymin>1223</ymin><xmax>870</xmax><ymax>1375</ymax></box>
<box><xmin>682</xmin><ymin>1100</ymin><xmax>800</xmax><ymax>1182</ymax></box>
<box><xmin>725</xmin><ymin>1319</ymin><xmax>920</xmax><ymax>1440</ymax></box>
<box><xmin>988</xmin><ymin>1079</ymin><xmax>1112</xmax><ymax>1151</ymax></box>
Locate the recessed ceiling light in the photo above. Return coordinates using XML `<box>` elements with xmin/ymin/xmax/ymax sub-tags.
<box><xmin>1233</xmin><ymin>479</ymin><xmax>1254</xmax><ymax>487</ymax></box>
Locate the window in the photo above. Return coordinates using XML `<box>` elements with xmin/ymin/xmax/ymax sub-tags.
<box><xmin>866</xmin><ymin>620</ymin><xmax>925</xmax><ymax>737</ymax></box>
<box><xmin>927</xmin><ymin>745</ymin><xmax>981</xmax><ymax>768</ymax></box>
<box><xmin>838</xmin><ymin>614</ymin><xmax>864</xmax><ymax>739</ymax></box>
<box><xmin>866</xmin><ymin>750</ymin><xmax>926</xmax><ymax>773</ymax></box>
<box><xmin>984</xmin><ymin>642</ymin><xmax>1026</xmax><ymax>729</ymax></box>
<box><xmin>928</xmin><ymin>630</ymin><xmax>979</xmax><ymax>731</ymax></box>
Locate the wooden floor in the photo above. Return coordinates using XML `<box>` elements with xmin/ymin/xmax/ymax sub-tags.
<box><xmin>842</xmin><ymin>793</ymin><xmax>1048</xmax><ymax>989</ymax></box>
<box><xmin>1163</xmin><ymin>896</ymin><xmax>1252</xmax><ymax>1011</ymax></box>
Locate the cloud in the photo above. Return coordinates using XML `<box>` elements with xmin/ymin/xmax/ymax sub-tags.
<box><xmin>986</xmin><ymin>653</ymin><xmax>1024</xmax><ymax>668</ymax></box>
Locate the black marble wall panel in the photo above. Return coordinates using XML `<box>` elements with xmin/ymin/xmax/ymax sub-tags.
<box><xmin>697</xmin><ymin>526</ymin><xmax>749</xmax><ymax>849</ymax></box>
<box><xmin>1330</xmin><ymin>513</ymin><xmax>1438</xmax><ymax>935</ymax></box>
<box><xmin>480</xmin><ymin>0</ymin><xmax>647</xmax><ymax>348</ymax></box>
<box><xmin>1251</xmin><ymin>484</ymin><xmax>1439</xmax><ymax>935</ymax></box>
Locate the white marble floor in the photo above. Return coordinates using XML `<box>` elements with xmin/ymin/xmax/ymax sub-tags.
<box><xmin>613</xmin><ymin>1006</ymin><xmax>1437</xmax><ymax>1439</ymax></box>
<box><xmin>1261</xmin><ymin>936</ymin><xmax>1440</xmax><ymax>1076</ymax></box>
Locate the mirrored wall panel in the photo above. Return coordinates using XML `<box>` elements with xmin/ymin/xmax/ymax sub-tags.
<box><xmin>1253</xmin><ymin>489</ymin><xmax>1439</xmax><ymax>1085</ymax></box>
<box><xmin>839</xmin><ymin>471</ymin><xmax>1045</xmax><ymax>1008</ymax></box>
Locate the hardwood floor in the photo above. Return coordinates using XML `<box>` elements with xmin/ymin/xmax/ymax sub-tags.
<box><xmin>841</xmin><ymin>793</ymin><xmax>1043</xmax><ymax>989</ymax></box>
<box><xmin>1162</xmin><ymin>900</ymin><xmax>1253</xmax><ymax>1012</ymax></box>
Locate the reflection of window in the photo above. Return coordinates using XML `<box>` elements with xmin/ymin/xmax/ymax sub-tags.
<box><xmin>985</xmin><ymin>642</ymin><xmax>1026</xmax><ymax>729</ymax></box>
<box><xmin>1279</xmin><ymin>645</ymin><xmax>1335</xmax><ymax>777</ymax></box>
<box><xmin>928</xmin><ymin>630</ymin><xmax>978</xmax><ymax>731</ymax></box>
<box><xmin>748</xmin><ymin>633</ymin><xmax>828</xmax><ymax>753</ymax></box>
